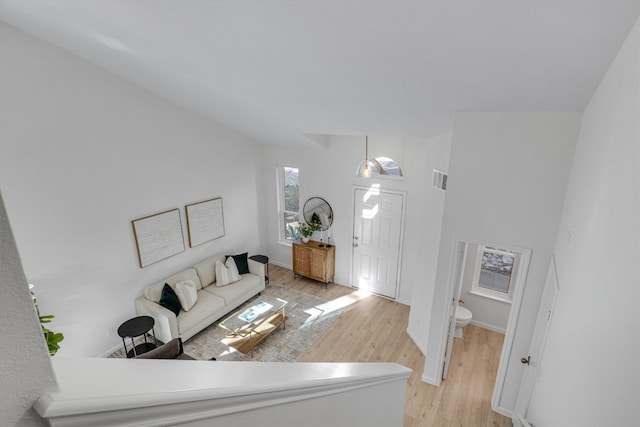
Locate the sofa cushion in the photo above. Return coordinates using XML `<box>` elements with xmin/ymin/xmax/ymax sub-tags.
<box><xmin>204</xmin><ymin>274</ymin><xmax>261</xmax><ymax>306</ymax></box>
<box><xmin>193</xmin><ymin>256</ymin><xmax>224</xmax><ymax>288</ymax></box>
<box><xmin>144</xmin><ymin>268</ymin><xmax>202</xmax><ymax>303</ymax></box>
<box><xmin>174</xmin><ymin>280</ymin><xmax>198</xmax><ymax>311</ymax></box>
<box><xmin>177</xmin><ymin>290</ymin><xmax>226</xmax><ymax>334</ymax></box>
<box><xmin>216</xmin><ymin>257</ymin><xmax>241</xmax><ymax>286</ymax></box>
<box><xmin>225</xmin><ymin>252</ymin><xmax>250</xmax><ymax>274</ymax></box>
<box><xmin>159</xmin><ymin>284</ymin><xmax>181</xmax><ymax>316</ymax></box>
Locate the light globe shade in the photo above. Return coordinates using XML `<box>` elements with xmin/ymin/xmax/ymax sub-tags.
<box><xmin>357</xmin><ymin>159</ymin><xmax>375</xmax><ymax>178</ymax></box>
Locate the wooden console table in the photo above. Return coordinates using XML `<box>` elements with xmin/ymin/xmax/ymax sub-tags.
<box><xmin>292</xmin><ymin>240</ymin><xmax>335</xmax><ymax>287</ymax></box>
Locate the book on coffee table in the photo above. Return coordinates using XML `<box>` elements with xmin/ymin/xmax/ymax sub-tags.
<box><xmin>237</xmin><ymin>301</ymin><xmax>273</xmax><ymax>323</ymax></box>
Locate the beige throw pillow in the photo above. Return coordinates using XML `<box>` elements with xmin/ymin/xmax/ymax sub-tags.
<box><xmin>215</xmin><ymin>257</ymin><xmax>241</xmax><ymax>286</ymax></box>
<box><xmin>174</xmin><ymin>280</ymin><xmax>198</xmax><ymax>311</ymax></box>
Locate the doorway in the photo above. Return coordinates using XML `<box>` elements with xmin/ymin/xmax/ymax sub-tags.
<box><xmin>442</xmin><ymin>238</ymin><xmax>532</xmax><ymax>415</ymax></box>
<box><xmin>351</xmin><ymin>186</ymin><xmax>405</xmax><ymax>299</ymax></box>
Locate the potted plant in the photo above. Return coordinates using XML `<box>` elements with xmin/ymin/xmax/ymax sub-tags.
<box><xmin>29</xmin><ymin>284</ymin><xmax>64</xmax><ymax>356</ymax></box>
<box><xmin>298</xmin><ymin>221</ymin><xmax>321</xmax><ymax>243</ymax></box>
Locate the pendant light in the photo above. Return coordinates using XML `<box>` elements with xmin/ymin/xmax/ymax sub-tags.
<box><xmin>357</xmin><ymin>135</ymin><xmax>374</xmax><ymax>178</ymax></box>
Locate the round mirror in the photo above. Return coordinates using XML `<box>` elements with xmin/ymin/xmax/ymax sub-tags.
<box><xmin>303</xmin><ymin>197</ymin><xmax>333</xmax><ymax>231</ymax></box>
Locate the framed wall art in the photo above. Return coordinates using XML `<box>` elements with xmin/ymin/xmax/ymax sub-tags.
<box><xmin>185</xmin><ymin>197</ymin><xmax>225</xmax><ymax>247</ymax></box>
<box><xmin>132</xmin><ymin>208</ymin><xmax>185</xmax><ymax>268</ymax></box>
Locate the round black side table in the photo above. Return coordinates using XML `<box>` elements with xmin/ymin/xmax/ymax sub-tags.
<box><xmin>117</xmin><ymin>315</ymin><xmax>157</xmax><ymax>358</ymax></box>
<box><xmin>249</xmin><ymin>254</ymin><xmax>269</xmax><ymax>285</ymax></box>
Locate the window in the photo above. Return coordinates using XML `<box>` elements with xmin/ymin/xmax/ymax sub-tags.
<box><xmin>470</xmin><ymin>246</ymin><xmax>516</xmax><ymax>303</ymax></box>
<box><xmin>370</xmin><ymin>157</ymin><xmax>403</xmax><ymax>178</ymax></box>
<box><xmin>278</xmin><ymin>166</ymin><xmax>300</xmax><ymax>243</ymax></box>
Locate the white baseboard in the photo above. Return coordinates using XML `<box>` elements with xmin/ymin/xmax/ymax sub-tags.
<box><xmin>396</xmin><ymin>297</ymin><xmax>411</xmax><ymax>306</ymax></box>
<box><xmin>269</xmin><ymin>260</ymin><xmax>291</xmax><ymax>270</ymax></box>
<box><xmin>421</xmin><ymin>371</ymin><xmax>439</xmax><ymax>386</ymax></box>
<box><xmin>99</xmin><ymin>341</ymin><xmax>125</xmax><ymax>358</ymax></box>
<box><xmin>492</xmin><ymin>403</ymin><xmax>513</xmax><ymax>419</ymax></box>
<box><xmin>406</xmin><ymin>327</ymin><xmax>426</xmax><ymax>355</ymax></box>
<box><xmin>514</xmin><ymin>416</ymin><xmax>532</xmax><ymax>427</ymax></box>
<box><xmin>471</xmin><ymin>320</ymin><xmax>506</xmax><ymax>334</ymax></box>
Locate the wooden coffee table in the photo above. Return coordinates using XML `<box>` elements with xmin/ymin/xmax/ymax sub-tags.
<box><xmin>219</xmin><ymin>296</ymin><xmax>288</xmax><ymax>356</ymax></box>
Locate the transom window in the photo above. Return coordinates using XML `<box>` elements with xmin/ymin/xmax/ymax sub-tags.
<box><xmin>278</xmin><ymin>166</ymin><xmax>300</xmax><ymax>242</ymax></box>
<box><xmin>370</xmin><ymin>157</ymin><xmax>403</xmax><ymax>178</ymax></box>
<box><xmin>471</xmin><ymin>246</ymin><xmax>516</xmax><ymax>303</ymax></box>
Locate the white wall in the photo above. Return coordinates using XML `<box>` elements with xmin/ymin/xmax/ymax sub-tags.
<box><xmin>261</xmin><ymin>133</ymin><xmax>449</xmax><ymax>306</ymax></box>
<box><xmin>526</xmin><ymin>16</ymin><xmax>640</xmax><ymax>426</ymax></box>
<box><xmin>0</xmin><ymin>192</ymin><xmax>57</xmax><ymax>426</ymax></box>
<box><xmin>405</xmin><ymin>132</ymin><xmax>451</xmax><ymax>351</ymax></box>
<box><xmin>0</xmin><ymin>23</ymin><xmax>265</xmax><ymax>357</ymax></box>
<box><xmin>423</xmin><ymin>112</ymin><xmax>581</xmax><ymax>414</ymax></box>
<box><xmin>459</xmin><ymin>242</ymin><xmax>510</xmax><ymax>333</ymax></box>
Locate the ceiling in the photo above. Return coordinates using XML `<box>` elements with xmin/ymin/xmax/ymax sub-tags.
<box><xmin>1</xmin><ymin>1</ymin><xmax>639</xmax><ymax>147</ymax></box>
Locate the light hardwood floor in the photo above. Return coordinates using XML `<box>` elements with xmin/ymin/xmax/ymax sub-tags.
<box><xmin>269</xmin><ymin>264</ymin><xmax>513</xmax><ymax>427</ymax></box>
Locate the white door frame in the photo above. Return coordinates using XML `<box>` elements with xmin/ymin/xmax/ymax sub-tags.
<box><xmin>350</xmin><ymin>185</ymin><xmax>406</xmax><ymax>300</ymax></box>
<box><xmin>442</xmin><ymin>240</ymin><xmax>469</xmax><ymax>379</ymax></box>
<box><xmin>438</xmin><ymin>236</ymin><xmax>532</xmax><ymax>417</ymax></box>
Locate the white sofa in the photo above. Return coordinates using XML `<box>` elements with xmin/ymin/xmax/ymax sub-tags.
<box><xmin>135</xmin><ymin>254</ymin><xmax>266</xmax><ymax>344</ymax></box>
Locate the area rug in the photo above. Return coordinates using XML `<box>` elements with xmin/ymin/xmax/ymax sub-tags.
<box><xmin>113</xmin><ymin>284</ymin><xmax>345</xmax><ymax>362</ymax></box>
<box><xmin>185</xmin><ymin>284</ymin><xmax>345</xmax><ymax>361</ymax></box>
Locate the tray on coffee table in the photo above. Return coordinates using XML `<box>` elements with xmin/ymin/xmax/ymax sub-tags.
<box><xmin>218</xmin><ymin>296</ymin><xmax>288</xmax><ymax>356</ymax></box>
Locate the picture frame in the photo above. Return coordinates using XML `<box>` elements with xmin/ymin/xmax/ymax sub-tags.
<box><xmin>185</xmin><ymin>197</ymin><xmax>225</xmax><ymax>247</ymax></box>
<box><xmin>132</xmin><ymin>208</ymin><xmax>185</xmax><ymax>268</ymax></box>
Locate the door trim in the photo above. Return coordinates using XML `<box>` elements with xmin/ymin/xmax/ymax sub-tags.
<box><xmin>350</xmin><ymin>185</ymin><xmax>407</xmax><ymax>300</ymax></box>
<box><xmin>435</xmin><ymin>236</ymin><xmax>532</xmax><ymax>418</ymax></box>
<box><xmin>442</xmin><ymin>241</ymin><xmax>469</xmax><ymax>380</ymax></box>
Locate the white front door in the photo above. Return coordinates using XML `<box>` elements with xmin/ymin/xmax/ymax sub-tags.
<box><xmin>351</xmin><ymin>187</ymin><xmax>404</xmax><ymax>299</ymax></box>
<box><xmin>513</xmin><ymin>256</ymin><xmax>560</xmax><ymax>425</ymax></box>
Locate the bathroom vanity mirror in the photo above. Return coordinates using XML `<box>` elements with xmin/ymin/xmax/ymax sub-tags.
<box><xmin>303</xmin><ymin>197</ymin><xmax>333</xmax><ymax>231</ymax></box>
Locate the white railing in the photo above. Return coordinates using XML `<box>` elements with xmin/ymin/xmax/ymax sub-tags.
<box><xmin>35</xmin><ymin>358</ymin><xmax>411</xmax><ymax>427</ymax></box>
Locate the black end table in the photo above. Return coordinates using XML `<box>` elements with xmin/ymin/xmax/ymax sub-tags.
<box><xmin>249</xmin><ymin>254</ymin><xmax>269</xmax><ymax>285</ymax></box>
<box><xmin>117</xmin><ymin>315</ymin><xmax>157</xmax><ymax>358</ymax></box>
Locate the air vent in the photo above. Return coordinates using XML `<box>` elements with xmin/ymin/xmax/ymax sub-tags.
<box><xmin>433</xmin><ymin>169</ymin><xmax>448</xmax><ymax>191</ymax></box>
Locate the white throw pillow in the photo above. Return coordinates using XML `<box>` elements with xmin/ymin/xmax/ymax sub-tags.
<box><xmin>174</xmin><ymin>280</ymin><xmax>198</xmax><ymax>311</ymax></box>
<box><xmin>215</xmin><ymin>257</ymin><xmax>241</xmax><ymax>286</ymax></box>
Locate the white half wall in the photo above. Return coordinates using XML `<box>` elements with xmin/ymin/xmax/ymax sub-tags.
<box><xmin>0</xmin><ymin>23</ymin><xmax>265</xmax><ymax>357</ymax></box>
<box><xmin>526</xmin><ymin>16</ymin><xmax>640</xmax><ymax>426</ymax></box>
<box><xmin>0</xmin><ymin>192</ymin><xmax>57</xmax><ymax>426</ymax></box>
<box><xmin>261</xmin><ymin>133</ymin><xmax>450</xmax><ymax>307</ymax></box>
<box><xmin>423</xmin><ymin>112</ymin><xmax>581</xmax><ymax>415</ymax></box>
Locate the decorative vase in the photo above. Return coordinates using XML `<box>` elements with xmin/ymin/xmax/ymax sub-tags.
<box><xmin>302</xmin><ymin>237</ymin><xmax>310</xmax><ymax>243</ymax></box>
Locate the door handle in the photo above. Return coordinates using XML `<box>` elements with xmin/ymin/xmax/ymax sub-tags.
<box><xmin>353</xmin><ymin>243</ymin><xmax>359</xmax><ymax>248</ymax></box>
<box><xmin>520</xmin><ymin>356</ymin><xmax>530</xmax><ymax>365</ymax></box>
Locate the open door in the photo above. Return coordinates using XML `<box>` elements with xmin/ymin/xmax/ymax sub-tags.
<box><xmin>512</xmin><ymin>256</ymin><xmax>560</xmax><ymax>425</ymax></box>
<box><xmin>442</xmin><ymin>241</ymin><xmax>468</xmax><ymax>379</ymax></box>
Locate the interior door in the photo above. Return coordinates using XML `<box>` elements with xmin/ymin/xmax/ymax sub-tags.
<box><xmin>442</xmin><ymin>241</ymin><xmax>468</xmax><ymax>379</ymax></box>
<box><xmin>351</xmin><ymin>187</ymin><xmax>404</xmax><ymax>299</ymax></box>
<box><xmin>513</xmin><ymin>256</ymin><xmax>560</xmax><ymax>426</ymax></box>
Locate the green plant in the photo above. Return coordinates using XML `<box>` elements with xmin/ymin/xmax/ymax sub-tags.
<box><xmin>287</xmin><ymin>222</ymin><xmax>301</xmax><ymax>240</ymax></box>
<box><xmin>29</xmin><ymin>284</ymin><xmax>64</xmax><ymax>356</ymax></box>
<box><xmin>298</xmin><ymin>221</ymin><xmax>322</xmax><ymax>238</ymax></box>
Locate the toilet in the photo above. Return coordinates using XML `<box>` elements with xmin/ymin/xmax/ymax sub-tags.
<box><xmin>454</xmin><ymin>306</ymin><xmax>472</xmax><ymax>338</ymax></box>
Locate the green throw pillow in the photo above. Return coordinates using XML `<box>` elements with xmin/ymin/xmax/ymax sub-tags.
<box><xmin>226</xmin><ymin>252</ymin><xmax>250</xmax><ymax>274</ymax></box>
<box><xmin>159</xmin><ymin>283</ymin><xmax>181</xmax><ymax>316</ymax></box>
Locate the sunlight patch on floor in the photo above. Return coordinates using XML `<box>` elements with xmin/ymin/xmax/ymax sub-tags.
<box><xmin>301</xmin><ymin>290</ymin><xmax>371</xmax><ymax>327</ymax></box>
